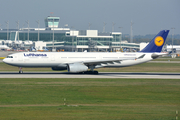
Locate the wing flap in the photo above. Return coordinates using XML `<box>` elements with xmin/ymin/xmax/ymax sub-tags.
<box><xmin>83</xmin><ymin>57</ymin><xmax>135</xmax><ymax>66</ymax></box>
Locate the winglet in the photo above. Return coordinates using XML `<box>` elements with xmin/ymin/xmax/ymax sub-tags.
<box><xmin>140</xmin><ymin>30</ymin><xmax>169</xmax><ymax>52</ymax></box>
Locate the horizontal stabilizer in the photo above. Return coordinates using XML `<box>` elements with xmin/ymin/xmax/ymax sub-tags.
<box><xmin>151</xmin><ymin>52</ymin><xmax>168</xmax><ymax>59</ymax></box>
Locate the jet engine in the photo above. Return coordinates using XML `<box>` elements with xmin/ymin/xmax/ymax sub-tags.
<box><xmin>67</xmin><ymin>63</ymin><xmax>88</xmax><ymax>73</ymax></box>
<box><xmin>51</xmin><ymin>66</ymin><xmax>67</xmax><ymax>71</ymax></box>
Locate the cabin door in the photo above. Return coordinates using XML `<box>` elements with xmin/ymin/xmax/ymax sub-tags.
<box><xmin>18</xmin><ymin>55</ymin><xmax>23</xmax><ymax>61</ymax></box>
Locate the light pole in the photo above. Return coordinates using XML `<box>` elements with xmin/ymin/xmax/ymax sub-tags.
<box><xmin>103</xmin><ymin>22</ymin><xmax>107</xmax><ymax>33</ymax></box>
<box><xmin>71</xmin><ymin>26</ymin><xmax>74</xmax><ymax>52</ymax></box>
<box><xmin>36</xmin><ymin>20</ymin><xmax>40</xmax><ymax>41</ymax></box>
<box><xmin>88</xmin><ymin>23</ymin><xmax>91</xmax><ymax>30</ymax></box>
<box><xmin>16</xmin><ymin>21</ymin><xmax>19</xmax><ymax>41</ymax></box>
<box><xmin>171</xmin><ymin>27</ymin><xmax>175</xmax><ymax>58</ymax></box>
<box><xmin>130</xmin><ymin>20</ymin><xmax>134</xmax><ymax>43</ymax></box>
<box><xmin>0</xmin><ymin>24</ymin><xmax>2</xmax><ymax>30</ymax></box>
<box><xmin>53</xmin><ymin>18</ymin><xmax>54</xmax><ymax>51</ymax></box>
<box><xmin>119</xmin><ymin>27</ymin><xmax>123</xmax><ymax>51</ymax></box>
<box><xmin>22</xmin><ymin>24</ymin><xmax>25</xmax><ymax>41</ymax></box>
<box><xmin>112</xmin><ymin>22</ymin><xmax>115</xmax><ymax>32</ymax></box>
<box><xmin>5</xmin><ymin>21</ymin><xmax>9</xmax><ymax>40</ymax></box>
<box><xmin>50</xmin><ymin>12</ymin><xmax>55</xmax><ymax>51</ymax></box>
<box><xmin>26</xmin><ymin>20</ymin><xmax>29</xmax><ymax>42</ymax></box>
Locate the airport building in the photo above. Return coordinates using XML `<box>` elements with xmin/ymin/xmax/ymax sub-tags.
<box><xmin>0</xmin><ymin>16</ymin><xmax>140</xmax><ymax>52</ymax></box>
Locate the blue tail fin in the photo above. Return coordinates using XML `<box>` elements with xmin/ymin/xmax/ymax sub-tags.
<box><xmin>140</xmin><ymin>30</ymin><xmax>169</xmax><ymax>52</ymax></box>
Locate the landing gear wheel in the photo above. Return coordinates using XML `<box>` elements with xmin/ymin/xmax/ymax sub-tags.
<box><xmin>19</xmin><ymin>71</ymin><xmax>23</xmax><ymax>74</ymax></box>
<box><xmin>84</xmin><ymin>71</ymin><xmax>98</xmax><ymax>74</ymax></box>
<box><xmin>93</xmin><ymin>71</ymin><xmax>98</xmax><ymax>74</ymax></box>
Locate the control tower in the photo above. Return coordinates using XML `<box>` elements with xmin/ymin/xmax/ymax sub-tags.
<box><xmin>44</xmin><ymin>16</ymin><xmax>60</xmax><ymax>28</ymax></box>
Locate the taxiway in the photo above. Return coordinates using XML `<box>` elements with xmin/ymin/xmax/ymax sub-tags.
<box><xmin>0</xmin><ymin>72</ymin><xmax>180</xmax><ymax>79</ymax></box>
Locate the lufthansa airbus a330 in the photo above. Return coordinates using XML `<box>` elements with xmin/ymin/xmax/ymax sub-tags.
<box><xmin>3</xmin><ymin>30</ymin><xmax>169</xmax><ymax>74</ymax></box>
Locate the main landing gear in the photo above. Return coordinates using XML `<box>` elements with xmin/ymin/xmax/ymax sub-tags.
<box><xmin>19</xmin><ymin>67</ymin><xmax>23</xmax><ymax>74</ymax></box>
<box><xmin>83</xmin><ymin>66</ymin><xmax>98</xmax><ymax>74</ymax></box>
<box><xmin>82</xmin><ymin>70</ymin><xmax>99</xmax><ymax>74</ymax></box>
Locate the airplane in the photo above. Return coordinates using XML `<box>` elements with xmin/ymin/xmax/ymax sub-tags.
<box><xmin>0</xmin><ymin>45</ymin><xmax>11</xmax><ymax>50</ymax></box>
<box><xmin>3</xmin><ymin>30</ymin><xmax>169</xmax><ymax>74</ymax></box>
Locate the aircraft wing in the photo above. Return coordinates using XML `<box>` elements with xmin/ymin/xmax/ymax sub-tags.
<box><xmin>60</xmin><ymin>57</ymin><xmax>136</xmax><ymax>66</ymax></box>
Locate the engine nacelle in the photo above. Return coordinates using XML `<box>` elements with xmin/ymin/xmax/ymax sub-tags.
<box><xmin>67</xmin><ymin>63</ymin><xmax>88</xmax><ymax>73</ymax></box>
<box><xmin>51</xmin><ymin>66</ymin><xmax>67</xmax><ymax>71</ymax></box>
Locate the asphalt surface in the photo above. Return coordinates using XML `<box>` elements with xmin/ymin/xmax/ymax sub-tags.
<box><xmin>0</xmin><ymin>72</ymin><xmax>180</xmax><ymax>79</ymax></box>
<box><xmin>0</xmin><ymin>51</ymin><xmax>18</xmax><ymax>57</ymax></box>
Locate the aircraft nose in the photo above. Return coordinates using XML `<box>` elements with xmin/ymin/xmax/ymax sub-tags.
<box><xmin>3</xmin><ymin>58</ymin><xmax>8</xmax><ymax>63</ymax></box>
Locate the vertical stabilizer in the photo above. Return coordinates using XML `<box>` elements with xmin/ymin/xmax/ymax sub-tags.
<box><xmin>140</xmin><ymin>30</ymin><xmax>169</xmax><ymax>52</ymax></box>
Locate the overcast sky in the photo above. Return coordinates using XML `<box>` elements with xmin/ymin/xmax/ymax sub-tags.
<box><xmin>0</xmin><ymin>0</ymin><xmax>179</xmax><ymax>35</ymax></box>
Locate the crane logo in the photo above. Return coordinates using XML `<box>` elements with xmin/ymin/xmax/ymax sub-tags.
<box><xmin>154</xmin><ymin>36</ymin><xmax>164</xmax><ymax>46</ymax></box>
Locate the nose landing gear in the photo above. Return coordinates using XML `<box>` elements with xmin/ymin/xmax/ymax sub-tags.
<box><xmin>19</xmin><ymin>67</ymin><xmax>23</xmax><ymax>74</ymax></box>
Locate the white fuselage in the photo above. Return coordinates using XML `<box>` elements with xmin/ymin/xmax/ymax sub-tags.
<box><xmin>3</xmin><ymin>52</ymin><xmax>153</xmax><ymax>69</ymax></box>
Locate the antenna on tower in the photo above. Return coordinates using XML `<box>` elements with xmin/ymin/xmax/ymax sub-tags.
<box><xmin>103</xmin><ymin>22</ymin><xmax>107</xmax><ymax>33</ymax></box>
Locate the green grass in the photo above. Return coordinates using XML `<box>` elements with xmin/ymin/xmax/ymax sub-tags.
<box><xmin>0</xmin><ymin>78</ymin><xmax>179</xmax><ymax>120</ymax></box>
<box><xmin>152</xmin><ymin>57</ymin><xmax>180</xmax><ymax>61</ymax></box>
<box><xmin>98</xmin><ymin>62</ymin><xmax>180</xmax><ymax>72</ymax></box>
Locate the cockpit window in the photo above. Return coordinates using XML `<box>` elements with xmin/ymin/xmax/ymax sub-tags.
<box><xmin>7</xmin><ymin>56</ymin><xmax>13</xmax><ymax>58</ymax></box>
